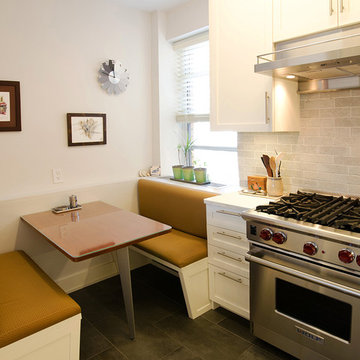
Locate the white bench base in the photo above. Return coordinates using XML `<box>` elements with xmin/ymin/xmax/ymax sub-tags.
<box><xmin>130</xmin><ymin>246</ymin><xmax>211</xmax><ymax>319</ymax></box>
<box><xmin>0</xmin><ymin>314</ymin><xmax>81</xmax><ymax>360</ymax></box>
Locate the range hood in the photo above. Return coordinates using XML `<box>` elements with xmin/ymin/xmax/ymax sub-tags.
<box><xmin>255</xmin><ymin>35</ymin><xmax>360</xmax><ymax>94</ymax></box>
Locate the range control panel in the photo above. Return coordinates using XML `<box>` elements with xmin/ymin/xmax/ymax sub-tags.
<box><xmin>247</xmin><ymin>221</ymin><xmax>360</xmax><ymax>272</ymax></box>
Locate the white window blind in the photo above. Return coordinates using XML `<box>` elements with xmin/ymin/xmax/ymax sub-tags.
<box><xmin>173</xmin><ymin>32</ymin><xmax>209</xmax><ymax>123</ymax></box>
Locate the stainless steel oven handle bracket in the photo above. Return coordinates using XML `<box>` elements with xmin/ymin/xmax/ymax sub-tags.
<box><xmin>246</xmin><ymin>253</ymin><xmax>360</xmax><ymax>299</ymax></box>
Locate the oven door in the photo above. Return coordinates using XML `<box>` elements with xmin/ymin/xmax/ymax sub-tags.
<box><xmin>246</xmin><ymin>245</ymin><xmax>360</xmax><ymax>360</ymax></box>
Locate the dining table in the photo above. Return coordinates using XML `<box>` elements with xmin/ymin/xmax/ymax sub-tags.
<box><xmin>21</xmin><ymin>201</ymin><xmax>172</xmax><ymax>339</ymax></box>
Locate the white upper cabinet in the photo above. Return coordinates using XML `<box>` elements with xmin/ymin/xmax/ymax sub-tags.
<box><xmin>339</xmin><ymin>0</ymin><xmax>360</xmax><ymax>27</ymax></box>
<box><xmin>209</xmin><ymin>0</ymin><xmax>300</xmax><ymax>132</ymax></box>
<box><xmin>274</xmin><ymin>0</ymin><xmax>360</xmax><ymax>42</ymax></box>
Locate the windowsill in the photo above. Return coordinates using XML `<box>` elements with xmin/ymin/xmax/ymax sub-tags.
<box><xmin>139</xmin><ymin>176</ymin><xmax>240</xmax><ymax>194</ymax></box>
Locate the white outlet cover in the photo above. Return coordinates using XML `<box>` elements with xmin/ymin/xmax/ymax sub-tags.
<box><xmin>52</xmin><ymin>168</ymin><xmax>63</xmax><ymax>184</ymax></box>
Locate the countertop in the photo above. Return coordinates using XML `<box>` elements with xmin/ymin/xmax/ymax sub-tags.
<box><xmin>204</xmin><ymin>191</ymin><xmax>279</xmax><ymax>211</ymax></box>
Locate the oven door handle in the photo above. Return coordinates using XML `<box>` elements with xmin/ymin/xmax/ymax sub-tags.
<box><xmin>246</xmin><ymin>253</ymin><xmax>360</xmax><ymax>299</ymax></box>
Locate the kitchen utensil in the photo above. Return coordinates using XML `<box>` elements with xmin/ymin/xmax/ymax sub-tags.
<box><xmin>269</xmin><ymin>156</ymin><xmax>277</xmax><ymax>178</ymax></box>
<box><xmin>262</xmin><ymin>154</ymin><xmax>273</xmax><ymax>177</ymax></box>
<box><xmin>275</xmin><ymin>152</ymin><xmax>284</xmax><ymax>176</ymax></box>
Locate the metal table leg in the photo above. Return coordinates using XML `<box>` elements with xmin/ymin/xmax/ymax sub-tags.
<box><xmin>116</xmin><ymin>247</ymin><xmax>135</xmax><ymax>339</ymax></box>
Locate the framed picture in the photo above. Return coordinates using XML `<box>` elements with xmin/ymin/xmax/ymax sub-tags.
<box><xmin>67</xmin><ymin>113</ymin><xmax>106</xmax><ymax>146</ymax></box>
<box><xmin>0</xmin><ymin>81</ymin><xmax>21</xmax><ymax>131</ymax></box>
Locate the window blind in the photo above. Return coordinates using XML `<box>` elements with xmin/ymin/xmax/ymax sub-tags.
<box><xmin>173</xmin><ymin>32</ymin><xmax>209</xmax><ymax>123</ymax></box>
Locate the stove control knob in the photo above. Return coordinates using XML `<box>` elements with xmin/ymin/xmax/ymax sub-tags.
<box><xmin>338</xmin><ymin>249</ymin><xmax>355</xmax><ymax>264</ymax></box>
<box><xmin>259</xmin><ymin>228</ymin><xmax>273</xmax><ymax>241</ymax></box>
<box><xmin>356</xmin><ymin>255</ymin><xmax>360</xmax><ymax>267</ymax></box>
<box><xmin>303</xmin><ymin>242</ymin><xmax>318</xmax><ymax>256</ymax></box>
<box><xmin>273</xmin><ymin>231</ymin><xmax>287</xmax><ymax>244</ymax></box>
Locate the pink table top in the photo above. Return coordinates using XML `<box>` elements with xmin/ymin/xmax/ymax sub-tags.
<box><xmin>21</xmin><ymin>201</ymin><xmax>171</xmax><ymax>261</ymax></box>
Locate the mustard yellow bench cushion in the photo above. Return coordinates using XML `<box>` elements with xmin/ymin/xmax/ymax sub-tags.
<box><xmin>137</xmin><ymin>179</ymin><xmax>217</xmax><ymax>239</ymax></box>
<box><xmin>134</xmin><ymin>229</ymin><xmax>207</xmax><ymax>268</ymax></box>
<box><xmin>0</xmin><ymin>250</ymin><xmax>81</xmax><ymax>348</ymax></box>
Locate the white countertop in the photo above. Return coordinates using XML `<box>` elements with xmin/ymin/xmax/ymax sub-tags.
<box><xmin>204</xmin><ymin>191</ymin><xmax>279</xmax><ymax>211</ymax></box>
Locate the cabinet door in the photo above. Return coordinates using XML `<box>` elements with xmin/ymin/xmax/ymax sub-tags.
<box><xmin>209</xmin><ymin>264</ymin><xmax>250</xmax><ymax>319</ymax></box>
<box><xmin>209</xmin><ymin>0</ymin><xmax>273</xmax><ymax>132</ymax></box>
<box><xmin>339</xmin><ymin>0</ymin><xmax>360</xmax><ymax>26</ymax></box>
<box><xmin>273</xmin><ymin>0</ymin><xmax>338</xmax><ymax>42</ymax></box>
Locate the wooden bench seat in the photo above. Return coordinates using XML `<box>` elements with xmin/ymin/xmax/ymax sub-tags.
<box><xmin>132</xmin><ymin>179</ymin><xmax>217</xmax><ymax>319</ymax></box>
<box><xmin>0</xmin><ymin>250</ymin><xmax>81</xmax><ymax>360</ymax></box>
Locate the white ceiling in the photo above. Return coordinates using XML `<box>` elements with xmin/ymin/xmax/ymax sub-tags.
<box><xmin>119</xmin><ymin>0</ymin><xmax>190</xmax><ymax>12</ymax></box>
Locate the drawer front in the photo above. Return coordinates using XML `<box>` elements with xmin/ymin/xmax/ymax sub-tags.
<box><xmin>206</xmin><ymin>205</ymin><xmax>246</xmax><ymax>233</ymax></box>
<box><xmin>209</xmin><ymin>264</ymin><xmax>249</xmax><ymax>319</ymax></box>
<box><xmin>208</xmin><ymin>245</ymin><xmax>248</xmax><ymax>276</ymax></box>
<box><xmin>207</xmin><ymin>225</ymin><xmax>248</xmax><ymax>252</ymax></box>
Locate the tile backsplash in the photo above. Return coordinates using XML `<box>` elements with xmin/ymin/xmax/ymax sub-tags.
<box><xmin>237</xmin><ymin>89</ymin><xmax>360</xmax><ymax>196</ymax></box>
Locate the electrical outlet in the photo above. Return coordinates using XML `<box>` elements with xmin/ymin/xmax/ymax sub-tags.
<box><xmin>52</xmin><ymin>168</ymin><xmax>63</xmax><ymax>184</ymax></box>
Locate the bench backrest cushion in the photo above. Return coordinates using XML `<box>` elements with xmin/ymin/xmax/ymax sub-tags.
<box><xmin>138</xmin><ymin>179</ymin><xmax>217</xmax><ymax>239</ymax></box>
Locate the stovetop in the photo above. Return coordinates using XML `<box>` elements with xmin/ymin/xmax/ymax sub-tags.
<box><xmin>256</xmin><ymin>191</ymin><xmax>360</xmax><ymax>233</ymax></box>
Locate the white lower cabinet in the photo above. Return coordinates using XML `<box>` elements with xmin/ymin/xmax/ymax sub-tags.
<box><xmin>206</xmin><ymin>205</ymin><xmax>251</xmax><ymax>319</ymax></box>
<box><xmin>209</xmin><ymin>264</ymin><xmax>250</xmax><ymax>319</ymax></box>
<box><xmin>205</xmin><ymin>194</ymin><xmax>272</xmax><ymax>319</ymax></box>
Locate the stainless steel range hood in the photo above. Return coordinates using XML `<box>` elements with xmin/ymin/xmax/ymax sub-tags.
<box><xmin>255</xmin><ymin>34</ymin><xmax>360</xmax><ymax>94</ymax></box>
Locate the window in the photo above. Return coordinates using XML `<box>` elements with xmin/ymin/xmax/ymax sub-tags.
<box><xmin>174</xmin><ymin>33</ymin><xmax>238</xmax><ymax>185</ymax></box>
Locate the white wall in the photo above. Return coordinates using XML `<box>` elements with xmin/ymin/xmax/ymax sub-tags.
<box><xmin>166</xmin><ymin>0</ymin><xmax>209</xmax><ymax>41</ymax></box>
<box><xmin>0</xmin><ymin>0</ymin><xmax>152</xmax><ymax>200</ymax></box>
<box><xmin>0</xmin><ymin>0</ymin><xmax>152</xmax><ymax>291</ymax></box>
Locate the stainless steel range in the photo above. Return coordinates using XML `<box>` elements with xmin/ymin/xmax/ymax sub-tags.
<box><xmin>242</xmin><ymin>191</ymin><xmax>360</xmax><ymax>360</ymax></box>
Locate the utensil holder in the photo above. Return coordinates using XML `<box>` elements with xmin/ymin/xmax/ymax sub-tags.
<box><xmin>267</xmin><ymin>177</ymin><xmax>283</xmax><ymax>197</ymax></box>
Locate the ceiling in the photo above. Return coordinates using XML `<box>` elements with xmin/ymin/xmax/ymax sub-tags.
<box><xmin>119</xmin><ymin>0</ymin><xmax>190</xmax><ymax>12</ymax></box>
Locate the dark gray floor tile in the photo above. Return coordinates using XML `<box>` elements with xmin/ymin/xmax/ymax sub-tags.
<box><xmin>162</xmin><ymin>347</ymin><xmax>203</xmax><ymax>360</ymax></box>
<box><xmin>90</xmin><ymin>311</ymin><xmax>182</xmax><ymax>360</ymax></box>
<box><xmin>80</xmin><ymin>319</ymin><xmax>112</xmax><ymax>360</ymax></box>
<box><xmin>156</xmin><ymin>313</ymin><xmax>252</xmax><ymax>360</ymax></box>
<box><xmin>200</xmin><ymin>308</ymin><xmax>227</xmax><ymax>324</ymax></box>
<box><xmin>89</xmin><ymin>347</ymin><xmax>128</xmax><ymax>360</ymax></box>
<box><xmin>132</xmin><ymin>264</ymin><xmax>186</xmax><ymax>306</ymax></box>
<box><xmin>238</xmin><ymin>343</ymin><xmax>296</xmax><ymax>360</ymax></box>
<box><xmin>217</xmin><ymin>313</ymin><xmax>257</xmax><ymax>343</ymax></box>
<box><xmin>253</xmin><ymin>339</ymin><xmax>297</xmax><ymax>360</ymax></box>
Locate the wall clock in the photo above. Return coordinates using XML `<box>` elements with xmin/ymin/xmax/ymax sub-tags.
<box><xmin>98</xmin><ymin>60</ymin><xmax>130</xmax><ymax>95</ymax></box>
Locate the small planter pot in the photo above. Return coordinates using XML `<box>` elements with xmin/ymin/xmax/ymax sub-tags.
<box><xmin>183</xmin><ymin>166</ymin><xmax>195</xmax><ymax>182</ymax></box>
<box><xmin>172</xmin><ymin>165</ymin><xmax>184</xmax><ymax>180</ymax></box>
<box><xmin>194</xmin><ymin>167</ymin><xmax>207</xmax><ymax>183</ymax></box>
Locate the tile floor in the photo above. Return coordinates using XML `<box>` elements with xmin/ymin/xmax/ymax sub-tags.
<box><xmin>70</xmin><ymin>264</ymin><xmax>296</xmax><ymax>360</ymax></box>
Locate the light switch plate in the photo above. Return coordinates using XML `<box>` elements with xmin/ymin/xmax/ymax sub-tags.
<box><xmin>52</xmin><ymin>168</ymin><xmax>63</xmax><ymax>183</ymax></box>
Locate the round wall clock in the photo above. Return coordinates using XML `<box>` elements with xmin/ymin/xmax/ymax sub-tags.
<box><xmin>98</xmin><ymin>60</ymin><xmax>130</xmax><ymax>95</ymax></box>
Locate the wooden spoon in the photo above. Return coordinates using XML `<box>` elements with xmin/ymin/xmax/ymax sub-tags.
<box><xmin>270</xmin><ymin>156</ymin><xmax>277</xmax><ymax>177</ymax></box>
<box><xmin>262</xmin><ymin>154</ymin><xmax>273</xmax><ymax>177</ymax></box>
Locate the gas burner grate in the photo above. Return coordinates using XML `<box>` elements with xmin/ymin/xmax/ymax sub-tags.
<box><xmin>256</xmin><ymin>191</ymin><xmax>360</xmax><ymax>232</ymax></box>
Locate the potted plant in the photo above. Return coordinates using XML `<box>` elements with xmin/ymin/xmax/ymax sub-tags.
<box><xmin>173</xmin><ymin>134</ymin><xmax>195</xmax><ymax>180</ymax></box>
<box><xmin>193</xmin><ymin>160</ymin><xmax>208</xmax><ymax>183</ymax></box>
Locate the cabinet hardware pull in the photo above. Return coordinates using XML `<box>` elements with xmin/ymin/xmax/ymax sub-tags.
<box><xmin>265</xmin><ymin>91</ymin><xmax>270</xmax><ymax>124</ymax></box>
<box><xmin>217</xmin><ymin>251</ymin><xmax>243</xmax><ymax>262</ymax></box>
<box><xmin>329</xmin><ymin>0</ymin><xmax>334</xmax><ymax>15</ymax></box>
<box><xmin>216</xmin><ymin>209</ymin><xmax>242</xmax><ymax>217</ymax></box>
<box><xmin>218</xmin><ymin>272</ymin><xmax>243</xmax><ymax>283</ymax></box>
<box><xmin>340</xmin><ymin>0</ymin><xmax>344</xmax><ymax>12</ymax></box>
<box><xmin>216</xmin><ymin>231</ymin><xmax>242</xmax><ymax>240</ymax></box>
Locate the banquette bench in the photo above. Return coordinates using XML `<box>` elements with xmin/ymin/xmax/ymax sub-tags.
<box><xmin>131</xmin><ymin>179</ymin><xmax>217</xmax><ymax>319</ymax></box>
<box><xmin>0</xmin><ymin>250</ymin><xmax>81</xmax><ymax>360</ymax></box>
